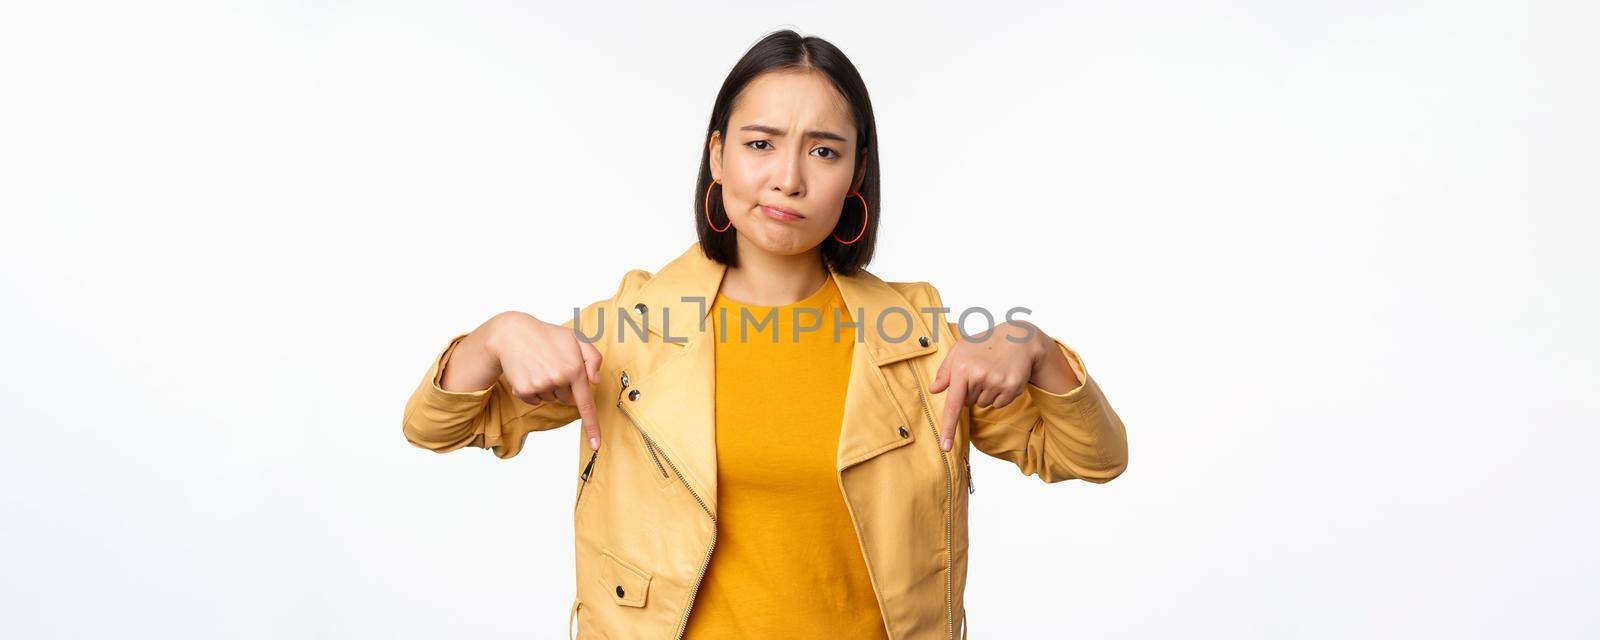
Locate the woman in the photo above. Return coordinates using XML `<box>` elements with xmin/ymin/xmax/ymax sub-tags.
<box><xmin>401</xmin><ymin>30</ymin><xmax>1128</xmax><ymax>640</ymax></box>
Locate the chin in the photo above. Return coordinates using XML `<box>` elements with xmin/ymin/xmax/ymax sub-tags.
<box><xmin>746</xmin><ymin>228</ymin><xmax>825</xmax><ymax>256</ymax></box>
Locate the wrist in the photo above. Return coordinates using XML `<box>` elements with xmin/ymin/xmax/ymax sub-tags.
<box><xmin>476</xmin><ymin>313</ymin><xmax>524</xmax><ymax>376</ymax></box>
<box><xmin>1023</xmin><ymin>322</ymin><xmax>1051</xmax><ymax>369</ymax></box>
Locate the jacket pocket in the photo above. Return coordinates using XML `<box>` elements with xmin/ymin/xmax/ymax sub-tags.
<box><xmin>595</xmin><ymin>547</ymin><xmax>652</xmax><ymax>608</ymax></box>
<box><xmin>616</xmin><ymin>365</ymin><xmax>675</xmax><ymax>489</ymax></box>
<box><xmin>637</xmin><ymin>429</ymin><xmax>676</xmax><ymax>489</ymax></box>
<box><xmin>574</xmin><ymin>448</ymin><xmax>599</xmax><ymax>511</ymax></box>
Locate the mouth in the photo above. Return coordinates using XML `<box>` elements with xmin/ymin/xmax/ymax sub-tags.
<box><xmin>760</xmin><ymin>204</ymin><xmax>806</xmax><ymax>221</ymax></box>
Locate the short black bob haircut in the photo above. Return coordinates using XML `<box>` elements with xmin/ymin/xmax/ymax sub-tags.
<box><xmin>694</xmin><ymin>29</ymin><xmax>880</xmax><ymax>276</ymax></box>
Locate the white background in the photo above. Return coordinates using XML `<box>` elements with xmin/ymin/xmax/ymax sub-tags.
<box><xmin>2</xmin><ymin>1</ymin><xmax>1596</xmax><ymax>638</ymax></box>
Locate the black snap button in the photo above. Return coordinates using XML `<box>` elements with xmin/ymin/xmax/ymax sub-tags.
<box><xmin>898</xmin><ymin>426</ymin><xmax>909</xmax><ymax>438</ymax></box>
<box><xmin>628</xmin><ymin>389</ymin><xmax>640</xmax><ymax>401</ymax></box>
<box><xmin>634</xmin><ymin>303</ymin><xmax>647</xmax><ymax>314</ymax></box>
<box><xmin>615</xmin><ymin>585</ymin><xmax>625</xmax><ymax>598</ymax></box>
<box><xmin>918</xmin><ymin>336</ymin><xmax>930</xmax><ymax>347</ymax></box>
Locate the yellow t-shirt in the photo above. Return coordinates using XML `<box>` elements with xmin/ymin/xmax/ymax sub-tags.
<box><xmin>683</xmin><ymin>272</ymin><xmax>889</xmax><ymax>639</ymax></box>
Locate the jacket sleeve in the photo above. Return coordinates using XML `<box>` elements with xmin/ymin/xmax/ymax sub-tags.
<box><xmin>400</xmin><ymin>295</ymin><xmax>613</xmax><ymax>460</ymax></box>
<box><xmin>959</xmin><ymin>323</ymin><xmax>1129</xmax><ymax>484</ymax></box>
<box><xmin>924</xmin><ymin>283</ymin><xmax>1128</xmax><ymax>484</ymax></box>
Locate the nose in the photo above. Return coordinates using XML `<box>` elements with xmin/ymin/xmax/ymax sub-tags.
<box><xmin>771</xmin><ymin>147</ymin><xmax>804</xmax><ymax>196</ymax></box>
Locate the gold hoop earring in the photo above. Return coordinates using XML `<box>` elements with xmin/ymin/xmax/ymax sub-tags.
<box><xmin>833</xmin><ymin>191</ymin><xmax>869</xmax><ymax>245</ymax></box>
<box><xmin>704</xmin><ymin>179</ymin><xmax>731</xmax><ymax>233</ymax></box>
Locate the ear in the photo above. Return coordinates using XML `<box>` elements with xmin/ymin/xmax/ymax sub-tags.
<box><xmin>708</xmin><ymin>131</ymin><xmax>723</xmax><ymax>181</ymax></box>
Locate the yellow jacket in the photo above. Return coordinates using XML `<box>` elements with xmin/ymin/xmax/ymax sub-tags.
<box><xmin>401</xmin><ymin>242</ymin><xmax>1130</xmax><ymax>639</ymax></box>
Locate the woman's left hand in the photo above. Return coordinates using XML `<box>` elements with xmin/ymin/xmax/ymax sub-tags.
<box><xmin>927</xmin><ymin>320</ymin><xmax>1080</xmax><ymax>451</ymax></box>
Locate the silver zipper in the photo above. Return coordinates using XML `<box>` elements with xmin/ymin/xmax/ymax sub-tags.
<box><xmin>906</xmin><ymin>360</ymin><xmax>956</xmax><ymax>640</ymax></box>
<box><xmin>575</xmin><ymin>449</ymin><xmax>598</xmax><ymax>507</ymax></box>
<box><xmin>617</xmin><ymin>392</ymin><xmax>716</xmax><ymax>640</ymax></box>
<box><xmin>642</xmin><ymin>437</ymin><xmax>670</xmax><ymax>479</ymax></box>
<box><xmin>965</xmin><ymin>456</ymin><xmax>975</xmax><ymax>494</ymax></box>
<box><xmin>622</xmin><ymin>371</ymin><xmax>670</xmax><ymax>479</ymax></box>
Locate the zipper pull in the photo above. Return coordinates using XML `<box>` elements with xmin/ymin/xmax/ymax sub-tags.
<box><xmin>580</xmin><ymin>449</ymin><xmax>598</xmax><ymax>482</ymax></box>
<box><xmin>965</xmin><ymin>457</ymin><xmax>975</xmax><ymax>494</ymax></box>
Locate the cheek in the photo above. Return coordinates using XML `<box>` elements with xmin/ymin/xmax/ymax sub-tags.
<box><xmin>721</xmin><ymin>164</ymin><xmax>760</xmax><ymax>207</ymax></box>
<box><xmin>817</xmin><ymin>182</ymin><xmax>855</xmax><ymax>221</ymax></box>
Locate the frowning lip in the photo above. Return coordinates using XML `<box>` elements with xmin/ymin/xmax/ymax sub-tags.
<box><xmin>760</xmin><ymin>203</ymin><xmax>806</xmax><ymax>220</ymax></box>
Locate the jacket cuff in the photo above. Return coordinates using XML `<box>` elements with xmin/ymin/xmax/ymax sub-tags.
<box><xmin>1025</xmin><ymin>339</ymin><xmax>1097</xmax><ymax>420</ymax></box>
<box><xmin>419</xmin><ymin>333</ymin><xmax>494</xmax><ymax>415</ymax></box>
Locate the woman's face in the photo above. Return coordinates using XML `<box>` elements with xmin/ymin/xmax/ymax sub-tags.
<box><xmin>709</xmin><ymin>69</ymin><xmax>865</xmax><ymax>257</ymax></box>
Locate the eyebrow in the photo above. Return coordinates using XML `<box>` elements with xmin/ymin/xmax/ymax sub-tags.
<box><xmin>738</xmin><ymin>124</ymin><xmax>849</xmax><ymax>144</ymax></box>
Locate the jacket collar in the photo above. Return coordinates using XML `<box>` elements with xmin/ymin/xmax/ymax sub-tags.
<box><xmin>612</xmin><ymin>243</ymin><xmax>941</xmax><ymax>514</ymax></box>
<box><xmin>622</xmin><ymin>242</ymin><xmax>938</xmax><ymax>365</ymax></box>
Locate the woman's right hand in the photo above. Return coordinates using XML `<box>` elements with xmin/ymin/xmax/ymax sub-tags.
<box><xmin>443</xmin><ymin>311</ymin><xmax>605</xmax><ymax>450</ymax></box>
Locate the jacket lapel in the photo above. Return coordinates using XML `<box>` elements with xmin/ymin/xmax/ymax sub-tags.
<box><xmin>830</xmin><ymin>266</ymin><xmax>942</xmax><ymax>471</ymax></box>
<box><xmin>614</xmin><ymin>243</ymin><xmax>942</xmax><ymax>515</ymax></box>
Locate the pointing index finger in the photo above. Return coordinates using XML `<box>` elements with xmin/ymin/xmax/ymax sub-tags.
<box><xmin>939</xmin><ymin>370</ymin><xmax>965</xmax><ymax>452</ymax></box>
<box><xmin>570</xmin><ymin>371</ymin><xmax>600</xmax><ymax>450</ymax></box>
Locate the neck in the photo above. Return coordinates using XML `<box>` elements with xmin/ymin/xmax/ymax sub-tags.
<box><xmin>720</xmin><ymin>236</ymin><xmax>830</xmax><ymax>307</ymax></box>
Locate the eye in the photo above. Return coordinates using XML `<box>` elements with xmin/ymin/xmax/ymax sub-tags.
<box><xmin>746</xmin><ymin>140</ymin><xmax>773</xmax><ymax>151</ymax></box>
<box><xmin>812</xmin><ymin>147</ymin><xmax>839</xmax><ymax>159</ymax></box>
